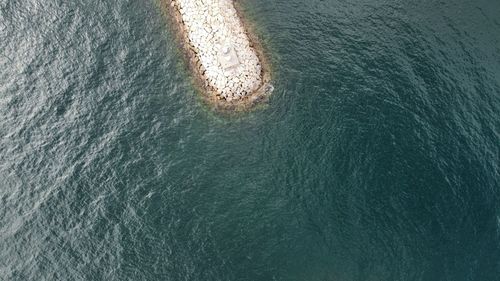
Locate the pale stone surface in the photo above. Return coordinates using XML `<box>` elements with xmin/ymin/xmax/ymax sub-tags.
<box><xmin>174</xmin><ymin>0</ymin><xmax>263</xmax><ymax>100</ymax></box>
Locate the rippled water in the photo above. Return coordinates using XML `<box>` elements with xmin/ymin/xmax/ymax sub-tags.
<box><xmin>1</xmin><ymin>0</ymin><xmax>500</xmax><ymax>280</ymax></box>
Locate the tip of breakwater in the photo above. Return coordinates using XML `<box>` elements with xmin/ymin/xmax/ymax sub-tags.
<box><xmin>165</xmin><ymin>0</ymin><xmax>273</xmax><ymax>113</ymax></box>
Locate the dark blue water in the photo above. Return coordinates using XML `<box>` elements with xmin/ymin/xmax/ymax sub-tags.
<box><xmin>1</xmin><ymin>0</ymin><xmax>500</xmax><ymax>280</ymax></box>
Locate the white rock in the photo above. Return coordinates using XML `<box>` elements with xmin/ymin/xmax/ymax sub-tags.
<box><xmin>175</xmin><ymin>0</ymin><xmax>262</xmax><ymax>98</ymax></box>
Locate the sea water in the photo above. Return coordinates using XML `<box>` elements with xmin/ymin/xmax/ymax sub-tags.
<box><xmin>1</xmin><ymin>0</ymin><xmax>499</xmax><ymax>280</ymax></box>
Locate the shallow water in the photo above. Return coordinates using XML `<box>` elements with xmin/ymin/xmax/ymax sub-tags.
<box><xmin>1</xmin><ymin>0</ymin><xmax>499</xmax><ymax>280</ymax></box>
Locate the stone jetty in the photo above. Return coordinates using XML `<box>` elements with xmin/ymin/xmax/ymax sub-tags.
<box><xmin>169</xmin><ymin>0</ymin><xmax>271</xmax><ymax>107</ymax></box>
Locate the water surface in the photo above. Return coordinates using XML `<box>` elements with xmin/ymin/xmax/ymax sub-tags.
<box><xmin>1</xmin><ymin>0</ymin><xmax>499</xmax><ymax>280</ymax></box>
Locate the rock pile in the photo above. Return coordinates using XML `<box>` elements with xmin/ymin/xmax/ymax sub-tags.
<box><xmin>173</xmin><ymin>0</ymin><xmax>263</xmax><ymax>101</ymax></box>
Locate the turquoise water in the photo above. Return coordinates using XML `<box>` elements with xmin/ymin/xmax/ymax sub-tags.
<box><xmin>1</xmin><ymin>0</ymin><xmax>500</xmax><ymax>280</ymax></box>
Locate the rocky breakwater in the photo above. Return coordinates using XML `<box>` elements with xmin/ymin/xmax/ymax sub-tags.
<box><xmin>169</xmin><ymin>0</ymin><xmax>271</xmax><ymax>108</ymax></box>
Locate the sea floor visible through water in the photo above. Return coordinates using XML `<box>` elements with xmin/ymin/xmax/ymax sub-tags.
<box><xmin>0</xmin><ymin>0</ymin><xmax>499</xmax><ymax>280</ymax></box>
